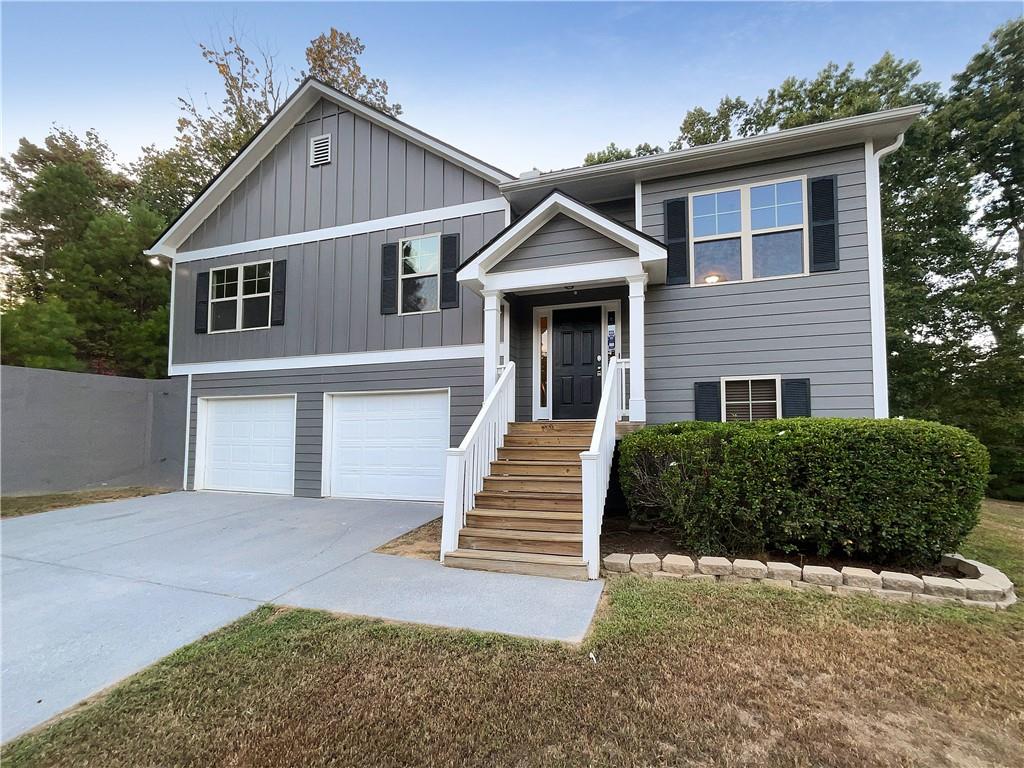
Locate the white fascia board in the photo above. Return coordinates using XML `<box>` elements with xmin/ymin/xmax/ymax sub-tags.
<box><xmin>152</xmin><ymin>79</ymin><xmax>513</xmax><ymax>254</ymax></box>
<box><xmin>469</xmin><ymin>192</ymin><xmax>665</xmax><ymax>275</ymax></box>
<box><xmin>499</xmin><ymin>105</ymin><xmax>924</xmax><ymax>197</ymax></box>
<box><xmin>171</xmin><ymin>197</ymin><xmax>509</xmax><ymax>264</ymax></box>
<box><xmin>479</xmin><ymin>259</ymin><xmax>645</xmax><ymax>293</ymax></box>
<box><xmin>169</xmin><ymin>344</ymin><xmax>484</xmax><ymax>377</ymax></box>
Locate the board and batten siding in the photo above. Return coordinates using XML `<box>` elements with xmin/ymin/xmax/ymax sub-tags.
<box><xmin>639</xmin><ymin>146</ymin><xmax>875</xmax><ymax>420</ymax></box>
<box><xmin>180</xmin><ymin>98</ymin><xmax>501</xmax><ymax>253</ymax></box>
<box><xmin>186</xmin><ymin>357</ymin><xmax>484</xmax><ymax>497</ymax></box>
<box><xmin>172</xmin><ymin>212</ymin><xmax>504</xmax><ymax>364</ymax></box>
<box><xmin>490</xmin><ymin>213</ymin><xmax>634</xmax><ymax>273</ymax></box>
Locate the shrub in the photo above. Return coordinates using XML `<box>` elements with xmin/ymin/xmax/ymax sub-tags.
<box><xmin>618</xmin><ymin>418</ymin><xmax>989</xmax><ymax>565</ymax></box>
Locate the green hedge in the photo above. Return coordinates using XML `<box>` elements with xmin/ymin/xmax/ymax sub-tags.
<box><xmin>618</xmin><ymin>418</ymin><xmax>989</xmax><ymax>565</ymax></box>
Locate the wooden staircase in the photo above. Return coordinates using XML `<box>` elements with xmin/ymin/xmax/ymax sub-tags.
<box><xmin>443</xmin><ymin>420</ymin><xmax>593</xmax><ymax>580</ymax></box>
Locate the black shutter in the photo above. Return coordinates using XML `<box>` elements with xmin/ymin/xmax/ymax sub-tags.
<box><xmin>381</xmin><ymin>242</ymin><xmax>399</xmax><ymax>315</ymax></box>
<box><xmin>694</xmin><ymin>381</ymin><xmax>721</xmax><ymax>422</ymax></box>
<box><xmin>440</xmin><ymin>233</ymin><xmax>460</xmax><ymax>309</ymax></box>
<box><xmin>664</xmin><ymin>198</ymin><xmax>689</xmax><ymax>285</ymax></box>
<box><xmin>270</xmin><ymin>260</ymin><xmax>287</xmax><ymax>326</ymax></box>
<box><xmin>781</xmin><ymin>378</ymin><xmax>812</xmax><ymax>417</ymax></box>
<box><xmin>808</xmin><ymin>176</ymin><xmax>839</xmax><ymax>272</ymax></box>
<box><xmin>194</xmin><ymin>271</ymin><xmax>210</xmax><ymax>334</ymax></box>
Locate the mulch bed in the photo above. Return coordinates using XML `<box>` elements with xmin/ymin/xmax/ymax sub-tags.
<box><xmin>599</xmin><ymin>513</ymin><xmax>961</xmax><ymax>579</ymax></box>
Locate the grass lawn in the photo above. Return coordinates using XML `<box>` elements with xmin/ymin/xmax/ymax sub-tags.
<box><xmin>0</xmin><ymin>487</ymin><xmax>172</xmax><ymax>519</ymax></box>
<box><xmin>4</xmin><ymin>500</ymin><xmax>1022</xmax><ymax>768</ymax></box>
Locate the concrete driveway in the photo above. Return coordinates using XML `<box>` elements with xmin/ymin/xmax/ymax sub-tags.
<box><xmin>1</xmin><ymin>492</ymin><xmax>604</xmax><ymax>742</ymax></box>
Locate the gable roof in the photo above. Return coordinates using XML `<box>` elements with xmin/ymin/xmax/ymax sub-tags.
<box><xmin>458</xmin><ymin>189</ymin><xmax>667</xmax><ymax>289</ymax></box>
<box><xmin>148</xmin><ymin>77</ymin><xmax>515</xmax><ymax>256</ymax></box>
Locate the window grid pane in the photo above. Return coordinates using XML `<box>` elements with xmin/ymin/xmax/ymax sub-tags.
<box><xmin>693</xmin><ymin>189</ymin><xmax>742</xmax><ymax>236</ymax></box>
<box><xmin>723</xmin><ymin>378</ymin><xmax>777</xmax><ymax>422</ymax></box>
<box><xmin>751</xmin><ymin>181</ymin><xmax>804</xmax><ymax>232</ymax></box>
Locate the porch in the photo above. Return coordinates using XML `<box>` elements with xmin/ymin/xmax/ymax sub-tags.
<box><xmin>441</xmin><ymin>190</ymin><xmax>667</xmax><ymax>579</ymax></box>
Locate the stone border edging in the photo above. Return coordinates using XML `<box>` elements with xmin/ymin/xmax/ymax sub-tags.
<box><xmin>601</xmin><ymin>552</ymin><xmax>1017</xmax><ymax>610</ymax></box>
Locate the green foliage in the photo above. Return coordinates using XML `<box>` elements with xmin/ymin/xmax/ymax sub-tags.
<box><xmin>618</xmin><ymin>419</ymin><xmax>989</xmax><ymax>565</ymax></box>
<box><xmin>583</xmin><ymin>141</ymin><xmax>663</xmax><ymax>166</ymax></box>
<box><xmin>1</xmin><ymin>297</ymin><xmax>85</xmax><ymax>371</ymax></box>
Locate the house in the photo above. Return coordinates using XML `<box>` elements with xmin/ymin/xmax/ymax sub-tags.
<box><xmin>147</xmin><ymin>77</ymin><xmax>921</xmax><ymax>579</ymax></box>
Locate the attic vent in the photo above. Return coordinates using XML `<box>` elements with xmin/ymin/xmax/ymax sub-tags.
<box><xmin>309</xmin><ymin>134</ymin><xmax>331</xmax><ymax>166</ymax></box>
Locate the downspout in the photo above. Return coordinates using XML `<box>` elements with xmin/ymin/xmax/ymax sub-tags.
<box><xmin>864</xmin><ymin>133</ymin><xmax>905</xmax><ymax>419</ymax></box>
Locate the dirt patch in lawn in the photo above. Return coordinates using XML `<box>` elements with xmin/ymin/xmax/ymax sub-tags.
<box><xmin>374</xmin><ymin>517</ymin><xmax>441</xmax><ymax>561</ymax></box>
<box><xmin>1</xmin><ymin>487</ymin><xmax>173</xmax><ymax>519</ymax></box>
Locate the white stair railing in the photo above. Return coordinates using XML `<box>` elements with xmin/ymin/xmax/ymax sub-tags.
<box><xmin>580</xmin><ymin>355</ymin><xmax>621</xmax><ymax>579</ymax></box>
<box><xmin>440</xmin><ymin>361</ymin><xmax>516</xmax><ymax>560</ymax></box>
<box><xmin>616</xmin><ymin>358</ymin><xmax>630</xmax><ymax>421</ymax></box>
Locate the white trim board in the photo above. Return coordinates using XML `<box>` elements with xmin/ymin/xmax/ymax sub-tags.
<box><xmin>165</xmin><ymin>197</ymin><xmax>509</xmax><ymax>264</ymax></box>
<box><xmin>169</xmin><ymin>343</ymin><xmax>484</xmax><ymax>376</ymax></box>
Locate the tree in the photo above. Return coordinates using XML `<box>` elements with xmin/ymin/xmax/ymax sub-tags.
<box><xmin>299</xmin><ymin>28</ymin><xmax>401</xmax><ymax>116</ymax></box>
<box><xmin>583</xmin><ymin>141</ymin><xmax>663</xmax><ymax>166</ymax></box>
<box><xmin>1</xmin><ymin>296</ymin><xmax>84</xmax><ymax>371</ymax></box>
<box><xmin>134</xmin><ymin>28</ymin><xmax>400</xmax><ymax>220</ymax></box>
<box><xmin>1</xmin><ymin>129</ymin><xmax>133</xmax><ymax>299</ymax></box>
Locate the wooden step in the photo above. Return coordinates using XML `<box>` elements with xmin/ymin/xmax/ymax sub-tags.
<box><xmin>504</xmin><ymin>434</ymin><xmax>592</xmax><ymax>448</ymax></box>
<box><xmin>466</xmin><ymin>508</ymin><xmax>582</xmax><ymax>533</ymax></box>
<box><xmin>443</xmin><ymin>549</ymin><xmax>589</xmax><ymax>580</ymax></box>
<box><xmin>474</xmin><ymin>490</ymin><xmax>582</xmax><ymax>512</ymax></box>
<box><xmin>508</xmin><ymin>420</ymin><xmax>595</xmax><ymax>435</ymax></box>
<box><xmin>483</xmin><ymin>475</ymin><xmax>581</xmax><ymax>494</ymax></box>
<box><xmin>458</xmin><ymin>527</ymin><xmax>583</xmax><ymax>557</ymax></box>
<box><xmin>498</xmin><ymin>446</ymin><xmax>585</xmax><ymax>462</ymax></box>
<box><xmin>489</xmin><ymin>460</ymin><xmax>582</xmax><ymax>477</ymax></box>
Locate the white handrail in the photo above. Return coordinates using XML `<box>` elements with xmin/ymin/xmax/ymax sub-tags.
<box><xmin>580</xmin><ymin>355</ymin><xmax>621</xmax><ymax>578</ymax></box>
<box><xmin>440</xmin><ymin>361</ymin><xmax>516</xmax><ymax>560</ymax></box>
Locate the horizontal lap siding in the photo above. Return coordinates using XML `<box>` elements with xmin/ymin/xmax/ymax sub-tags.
<box><xmin>186</xmin><ymin>358</ymin><xmax>484</xmax><ymax>497</ymax></box>
<box><xmin>491</xmin><ymin>213</ymin><xmax>634</xmax><ymax>273</ymax></box>
<box><xmin>173</xmin><ymin>211</ymin><xmax>505</xmax><ymax>363</ymax></box>
<box><xmin>180</xmin><ymin>99</ymin><xmax>501</xmax><ymax>252</ymax></box>
<box><xmin>639</xmin><ymin>146</ymin><xmax>875</xmax><ymax>420</ymax></box>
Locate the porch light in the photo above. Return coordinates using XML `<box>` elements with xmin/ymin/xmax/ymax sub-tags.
<box><xmin>705</xmin><ymin>274</ymin><xmax>721</xmax><ymax>284</ymax></box>
<box><xmin>148</xmin><ymin>256</ymin><xmax>162</xmax><ymax>267</ymax></box>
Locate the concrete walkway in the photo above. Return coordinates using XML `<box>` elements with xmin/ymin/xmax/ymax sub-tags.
<box><xmin>1</xmin><ymin>492</ymin><xmax>603</xmax><ymax>742</ymax></box>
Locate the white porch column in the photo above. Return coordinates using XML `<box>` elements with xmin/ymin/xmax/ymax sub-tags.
<box><xmin>482</xmin><ymin>289</ymin><xmax>503</xmax><ymax>395</ymax></box>
<box><xmin>627</xmin><ymin>274</ymin><xmax>647</xmax><ymax>422</ymax></box>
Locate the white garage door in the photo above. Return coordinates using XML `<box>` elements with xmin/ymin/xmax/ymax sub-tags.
<box><xmin>199</xmin><ymin>396</ymin><xmax>295</xmax><ymax>494</ymax></box>
<box><xmin>326</xmin><ymin>390</ymin><xmax>449</xmax><ymax>501</ymax></box>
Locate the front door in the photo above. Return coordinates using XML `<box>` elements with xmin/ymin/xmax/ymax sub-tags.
<box><xmin>552</xmin><ymin>307</ymin><xmax>601</xmax><ymax>419</ymax></box>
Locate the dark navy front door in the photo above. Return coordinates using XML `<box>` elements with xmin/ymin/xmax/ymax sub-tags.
<box><xmin>552</xmin><ymin>307</ymin><xmax>601</xmax><ymax>420</ymax></box>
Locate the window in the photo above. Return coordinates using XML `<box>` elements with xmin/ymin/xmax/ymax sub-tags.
<box><xmin>209</xmin><ymin>261</ymin><xmax>273</xmax><ymax>332</ymax></box>
<box><xmin>399</xmin><ymin>235</ymin><xmax>440</xmax><ymax>314</ymax></box>
<box><xmin>690</xmin><ymin>177</ymin><xmax>807</xmax><ymax>285</ymax></box>
<box><xmin>722</xmin><ymin>377</ymin><xmax>781</xmax><ymax>422</ymax></box>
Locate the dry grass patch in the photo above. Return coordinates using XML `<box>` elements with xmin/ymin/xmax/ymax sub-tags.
<box><xmin>4</xmin><ymin>581</ymin><xmax>1022</xmax><ymax>768</ymax></box>
<box><xmin>374</xmin><ymin>517</ymin><xmax>441</xmax><ymax>561</ymax></box>
<box><xmin>1</xmin><ymin>487</ymin><xmax>172</xmax><ymax>518</ymax></box>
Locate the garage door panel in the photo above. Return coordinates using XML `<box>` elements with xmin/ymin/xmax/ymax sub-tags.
<box><xmin>201</xmin><ymin>397</ymin><xmax>295</xmax><ymax>495</ymax></box>
<box><xmin>327</xmin><ymin>391</ymin><xmax>448</xmax><ymax>501</ymax></box>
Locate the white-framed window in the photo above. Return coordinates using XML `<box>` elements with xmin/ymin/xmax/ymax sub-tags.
<box><xmin>209</xmin><ymin>260</ymin><xmax>273</xmax><ymax>333</ymax></box>
<box><xmin>399</xmin><ymin>234</ymin><xmax>440</xmax><ymax>314</ymax></box>
<box><xmin>721</xmin><ymin>376</ymin><xmax>781</xmax><ymax>422</ymax></box>
<box><xmin>690</xmin><ymin>176</ymin><xmax>808</xmax><ymax>286</ymax></box>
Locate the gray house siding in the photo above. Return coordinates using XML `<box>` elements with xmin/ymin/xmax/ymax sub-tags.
<box><xmin>491</xmin><ymin>213</ymin><xmax>634</xmax><ymax>274</ymax></box>
<box><xmin>507</xmin><ymin>286</ymin><xmax>629</xmax><ymax>422</ymax></box>
<box><xmin>186</xmin><ymin>356</ymin><xmax>484</xmax><ymax>497</ymax></box>
<box><xmin>180</xmin><ymin>98</ymin><xmax>501</xmax><ymax>253</ymax></box>
<box><xmin>638</xmin><ymin>145</ymin><xmax>875</xmax><ymax>420</ymax></box>
<box><xmin>591</xmin><ymin>198</ymin><xmax>635</xmax><ymax>228</ymax></box>
<box><xmin>173</xmin><ymin>211</ymin><xmax>504</xmax><ymax>364</ymax></box>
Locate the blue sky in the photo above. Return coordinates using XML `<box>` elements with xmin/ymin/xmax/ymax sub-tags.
<box><xmin>2</xmin><ymin>2</ymin><xmax>1020</xmax><ymax>174</ymax></box>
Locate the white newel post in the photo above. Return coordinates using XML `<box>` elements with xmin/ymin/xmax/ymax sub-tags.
<box><xmin>482</xmin><ymin>289</ymin><xmax>503</xmax><ymax>396</ymax></box>
<box><xmin>627</xmin><ymin>274</ymin><xmax>647</xmax><ymax>422</ymax></box>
